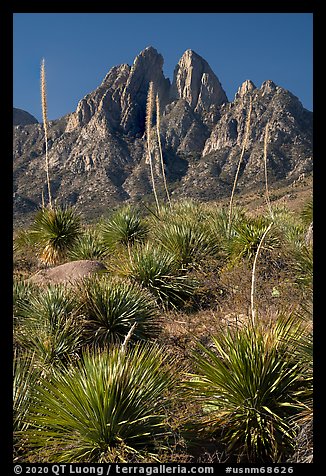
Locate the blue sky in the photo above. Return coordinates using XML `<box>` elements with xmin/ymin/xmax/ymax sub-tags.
<box><xmin>13</xmin><ymin>13</ymin><xmax>313</xmax><ymax>122</ymax></box>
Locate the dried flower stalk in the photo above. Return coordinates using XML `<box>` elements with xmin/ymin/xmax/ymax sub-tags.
<box><xmin>145</xmin><ymin>82</ymin><xmax>160</xmax><ymax>211</ymax></box>
<box><xmin>156</xmin><ymin>93</ymin><xmax>171</xmax><ymax>207</ymax></box>
<box><xmin>263</xmin><ymin>122</ymin><xmax>274</xmax><ymax>219</ymax></box>
<box><xmin>228</xmin><ymin>95</ymin><xmax>252</xmax><ymax>235</ymax></box>
<box><xmin>40</xmin><ymin>58</ymin><xmax>53</xmax><ymax>209</ymax></box>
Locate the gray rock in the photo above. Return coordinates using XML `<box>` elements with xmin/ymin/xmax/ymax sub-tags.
<box><xmin>13</xmin><ymin>108</ymin><xmax>38</xmax><ymax>126</ymax></box>
<box><xmin>29</xmin><ymin>260</ymin><xmax>107</xmax><ymax>285</ymax></box>
<box><xmin>171</xmin><ymin>49</ymin><xmax>228</xmax><ymax>113</ymax></box>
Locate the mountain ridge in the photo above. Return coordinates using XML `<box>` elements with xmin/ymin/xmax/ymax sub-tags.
<box><xmin>13</xmin><ymin>47</ymin><xmax>312</xmax><ymax>224</ymax></box>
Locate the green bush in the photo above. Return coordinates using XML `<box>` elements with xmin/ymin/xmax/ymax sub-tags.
<box><xmin>22</xmin><ymin>344</ymin><xmax>178</xmax><ymax>462</ymax></box>
<box><xmin>101</xmin><ymin>205</ymin><xmax>148</xmax><ymax>250</ymax></box>
<box><xmin>229</xmin><ymin>216</ymin><xmax>280</xmax><ymax>262</ymax></box>
<box><xmin>15</xmin><ymin>284</ymin><xmax>82</xmax><ymax>368</ymax></box>
<box><xmin>153</xmin><ymin>220</ymin><xmax>218</xmax><ymax>268</ymax></box>
<box><xmin>68</xmin><ymin>228</ymin><xmax>108</xmax><ymax>261</ymax></box>
<box><xmin>187</xmin><ymin>317</ymin><xmax>308</xmax><ymax>462</ymax></box>
<box><xmin>15</xmin><ymin>206</ymin><xmax>81</xmax><ymax>265</ymax></box>
<box><xmin>77</xmin><ymin>276</ymin><xmax>159</xmax><ymax>345</ymax></box>
<box><xmin>114</xmin><ymin>242</ymin><xmax>196</xmax><ymax>308</ymax></box>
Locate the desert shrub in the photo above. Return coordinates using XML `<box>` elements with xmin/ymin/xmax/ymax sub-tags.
<box><xmin>300</xmin><ymin>199</ymin><xmax>313</xmax><ymax>227</ymax></box>
<box><xmin>21</xmin><ymin>343</ymin><xmax>178</xmax><ymax>462</ymax></box>
<box><xmin>15</xmin><ymin>206</ymin><xmax>81</xmax><ymax>265</ymax></box>
<box><xmin>77</xmin><ymin>276</ymin><xmax>159</xmax><ymax>345</ymax></box>
<box><xmin>68</xmin><ymin>228</ymin><xmax>108</xmax><ymax>261</ymax></box>
<box><xmin>187</xmin><ymin>316</ymin><xmax>309</xmax><ymax>462</ymax></box>
<box><xmin>291</xmin><ymin>245</ymin><xmax>313</xmax><ymax>290</ymax></box>
<box><xmin>13</xmin><ymin>278</ymin><xmax>39</xmax><ymax>321</ymax></box>
<box><xmin>153</xmin><ymin>220</ymin><xmax>218</xmax><ymax>268</ymax></box>
<box><xmin>15</xmin><ymin>284</ymin><xmax>82</xmax><ymax>368</ymax></box>
<box><xmin>13</xmin><ymin>350</ymin><xmax>40</xmax><ymax>434</ymax></box>
<box><xmin>228</xmin><ymin>215</ymin><xmax>280</xmax><ymax>263</ymax></box>
<box><xmin>112</xmin><ymin>242</ymin><xmax>196</xmax><ymax>308</ymax></box>
<box><xmin>100</xmin><ymin>205</ymin><xmax>148</xmax><ymax>250</ymax></box>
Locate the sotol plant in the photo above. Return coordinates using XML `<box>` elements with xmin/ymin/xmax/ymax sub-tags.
<box><xmin>187</xmin><ymin>316</ymin><xmax>309</xmax><ymax>462</ymax></box>
<box><xmin>22</xmin><ymin>344</ymin><xmax>179</xmax><ymax>462</ymax></box>
<box><xmin>113</xmin><ymin>242</ymin><xmax>196</xmax><ymax>308</ymax></box>
<box><xmin>68</xmin><ymin>228</ymin><xmax>109</xmax><ymax>261</ymax></box>
<box><xmin>100</xmin><ymin>205</ymin><xmax>148</xmax><ymax>251</ymax></box>
<box><xmin>15</xmin><ymin>284</ymin><xmax>82</xmax><ymax>368</ymax></box>
<box><xmin>77</xmin><ymin>276</ymin><xmax>159</xmax><ymax>345</ymax></box>
<box><xmin>18</xmin><ymin>206</ymin><xmax>81</xmax><ymax>265</ymax></box>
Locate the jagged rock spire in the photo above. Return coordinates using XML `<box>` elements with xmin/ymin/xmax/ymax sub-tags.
<box><xmin>171</xmin><ymin>49</ymin><xmax>228</xmax><ymax>113</ymax></box>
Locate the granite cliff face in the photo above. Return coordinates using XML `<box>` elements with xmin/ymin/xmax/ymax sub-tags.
<box><xmin>13</xmin><ymin>47</ymin><xmax>312</xmax><ymax>223</ymax></box>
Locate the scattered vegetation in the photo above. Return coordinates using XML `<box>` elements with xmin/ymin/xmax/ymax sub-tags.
<box><xmin>12</xmin><ymin>72</ymin><xmax>313</xmax><ymax>464</ymax></box>
<box><xmin>13</xmin><ymin>198</ymin><xmax>313</xmax><ymax>463</ymax></box>
<box><xmin>20</xmin><ymin>344</ymin><xmax>179</xmax><ymax>462</ymax></box>
<box><xmin>77</xmin><ymin>276</ymin><xmax>159</xmax><ymax>345</ymax></box>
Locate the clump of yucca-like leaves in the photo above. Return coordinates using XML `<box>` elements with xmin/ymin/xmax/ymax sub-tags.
<box><xmin>148</xmin><ymin>199</ymin><xmax>219</xmax><ymax>267</ymax></box>
<box><xmin>153</xmin><ymin>219</ymin><xmax>218</xmax><ymax>268</ymax></box>
<box><xmin>13</xmin><ymin>278</ymin><xmax>39</xmax><ymax>322</ymax></box>
<box><xmin>68</xmin><ymin>228</ymin><xmax>108</xmax><ymax>261</ymax></box>
<box><xmin>187</xmin><ymin>316</ymin><xmax>309</xmax><ymax>462</ymax></box>
<box><xmin>113</xmin><ymin>242</ymin><xmax>196</xmax><ymax>308</ymax></box>
<box><xmin>229</xmin><ymin>215</ymin><xmax>280</xmax><ymax>262</ymax></box>
<box><xmin>13</xmin><ymin>350</ymin><xmax>40</xmax><ymax>434</ymax></box>
<box><xmin>21</xmin><ymin>344</ymin><xmax>178</xmax><ymax>462</ymax></box>
<box><xmin>100</xmin><ymin>205</ymin><xmax>148</xmax><ymax>251</ymax></box>
<box><xmin>15</xmin><ymin>206</ymin><xmax>81</xmax><ymax>265</ymax></box>
<box><xmin>15</xmin><ymin>284</ymin><xmax>82</xmax><ymax>368</ymax></box>
<box><xmin>77</xmin><ymin>276</ymin><xmax>159</xmax><ymax>345</ymax></box>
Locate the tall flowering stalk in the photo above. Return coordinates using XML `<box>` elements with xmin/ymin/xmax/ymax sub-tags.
<box><xmin>228</xmin><ymin>96</ymin><xmax>252</xmax><ymax>235</ymax></box>
<box><xmin>156</xmin><ymin>93</ymin><xmax>171</xmax><ymax>207</ymax></box>
<box><xmin>145</xmin><ymin>82</ymin><xmax>160</xmax><ymax>212</ymax></box>
<box><xmin>40</xmin><ymin>58</ymin><xmax>53</xmax><ymax>209</ymax></box>
<box><xmin>250</xmin><ymin>221</ymin><xmax>273</xmax><ymax>327</ymax></box>
<box><xmin>263</xmin><ymin>122</ymin><xmax>274</xmax><ymax>220</ymax></box>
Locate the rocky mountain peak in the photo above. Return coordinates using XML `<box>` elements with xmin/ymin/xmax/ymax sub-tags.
<box><xmin>119</xmin><ymin>47</ymin><xmax>170</xmax><ymax>134</ymax></box>
<box><xmin>13</xmin><ymin>47</ymin><xmax>312</xmax><ymax>224</ymax></box>
<box><xmin>171</xmin><ymin>49</ymin><xmax>228</xmax><ymax>113</ymax></box>
<box><xmin>235</xmin><ymin>80</ymin><xmax>257</xmax><ymax>100</ymax></box>
<box><xmin>260</xmin><ymin>80</ymin><xmax>277</xmax><ymax>95</ymax></box>
<box><xmin>13</xmin><ymin>108</ymin><xmax>38</xmax><ymax>126</ymax></box>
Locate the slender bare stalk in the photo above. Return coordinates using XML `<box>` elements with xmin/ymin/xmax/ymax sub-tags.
<box><xmin>146</xmin><ymin>82</ymin><xmax>160</xmax><ymax>212</ymax></box>
<box><xmin>121</xmin><ymin>322</ymin><xmax>137</xmax><ymax>351</ymax></box>
<box><xmin>156</xmin><ymin>93</ymin><xmax>171</xmax><ymax>207</ymax></box>
<box><xmin>40</xmin><ymin>58</ymin><xmax>53</xmax><ymax>209</ymax></box>
<box><xmin>263</xmin><ymin>122</ymin><xmax>274</xmax><ymax>220</ymax></box>
<box><xmin>250</xmin><ymin>222</ymin><xmax>273</xmax><ymax>327</ymax></box>
<box><xmin>228</xmin><ymin>96</ymin><xmax>252</xmax><ymax>235</ymax></box>
<box><xmin>41</xmin><ymin>189</ymin><xmax>45</xmax><ymax>209</ymax></box>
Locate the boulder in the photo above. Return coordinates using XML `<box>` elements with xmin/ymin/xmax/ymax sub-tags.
<box><xmin>29</xmin><ymin>260</ymin><xmax>107</xmax><ymax>285</ymax></box>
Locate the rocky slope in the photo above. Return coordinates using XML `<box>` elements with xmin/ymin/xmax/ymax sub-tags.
<box><xmin>13</xmin><ymin>108</ymin><xmax>38</xmax><ymax>126</ymax></box>
<box><xmin>13</xmin><ymin>46</ymin><xmax>312</xmax><ymax>223</ymax></box>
